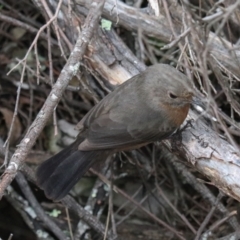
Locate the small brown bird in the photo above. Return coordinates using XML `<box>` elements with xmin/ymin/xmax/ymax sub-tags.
<box><xmin>37</xmin><ymin>64</ymin><xmax>193</xmax><ymax>201</ymax></box>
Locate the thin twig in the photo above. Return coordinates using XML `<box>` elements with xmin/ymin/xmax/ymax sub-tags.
<box><xmin>0</xmin><ymin>0</ymin><xmax>106</xmax><ymax>200</ymax></box>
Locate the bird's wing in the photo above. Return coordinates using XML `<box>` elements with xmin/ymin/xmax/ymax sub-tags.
<box><xmin>78</xmin><ymin>110</ymin><xmax>175</xmax><ymax>151</ymax></box>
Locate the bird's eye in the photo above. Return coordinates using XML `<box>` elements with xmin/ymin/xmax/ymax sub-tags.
<box><xmin>168</xmin><ymin>92</ymin><xmax>178</xmax><ymax>99</ymax></box>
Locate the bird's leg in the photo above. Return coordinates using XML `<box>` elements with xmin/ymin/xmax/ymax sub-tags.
<box><xmin>169</xmin><ymin>119</ymin><xmax>194</xmax><ymax>153</ymax></box>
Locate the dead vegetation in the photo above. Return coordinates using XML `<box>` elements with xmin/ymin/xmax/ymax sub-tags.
<box><xmin>1</xmin><ymin>0</ymin><xmax>240</xmax><ymax>239</ymax></box>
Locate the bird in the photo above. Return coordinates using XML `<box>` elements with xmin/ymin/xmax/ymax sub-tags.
<box><xmin>36</xmin><ymin>64</ymin><xmax>193</xmax><ymax>201</ymax></box>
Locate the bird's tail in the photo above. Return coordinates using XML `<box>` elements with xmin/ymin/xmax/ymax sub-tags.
<box><xmin>36</xmin><ymin>140</ymin><xmax>107</xmax><ymax>201</ymax></box>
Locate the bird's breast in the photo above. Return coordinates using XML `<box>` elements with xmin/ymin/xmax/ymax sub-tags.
<box><xmin>160</xmin><ymin>103</ymin><xmax>190</xmax><ymax>128</ymax></box>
